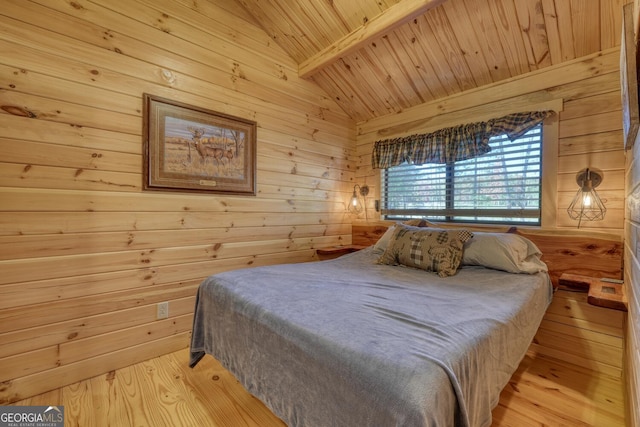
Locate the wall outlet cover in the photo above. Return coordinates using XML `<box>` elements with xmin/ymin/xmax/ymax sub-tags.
<box><xmin>157</xmin><ymin>302</ymin><xmax>169</xmax><ymax>319</ymax></box>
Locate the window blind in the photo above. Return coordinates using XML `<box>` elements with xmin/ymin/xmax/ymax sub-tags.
<box><xmin>381</xmin><ymin>125</ymin><xmax>542</xmax><ymax>224</ymax></box>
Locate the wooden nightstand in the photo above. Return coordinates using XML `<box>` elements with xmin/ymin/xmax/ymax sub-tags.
<box><xmin>558</xmin><ymin>273</ymin><xmax>627</xmax><ymax>312</ymax></box>
<box><xmin>315</xmin><ymin>245</ymin><xmax>367</xmax><ymax>260</ymax></box>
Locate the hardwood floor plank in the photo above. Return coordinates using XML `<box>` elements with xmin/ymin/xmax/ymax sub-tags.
<box><xmin>496</xmin><ymin>392</ymin><xmax>592</xmax><ymax>427</ymax></box>
<box><xmin>114</xmin><ymin>364</ymin><xmax>150</xmax><ymax>426</ymax></box>
<box><xmin>64</xmin><ymin>380</ymin><xmax>95</xmax><ymax>427</ymax></box>
<box><xmin>492</xmin><ymin>407</ymin><xmax>547</xmax><ymax>427</ymax></box>
<box><xmin>89</xmin><ymin>370</ymin><xmax>128</xmax><ymax>427</ymax></box>
<box><xmin>170</xmin><ymin>348</ymin><xmax>286</xmax><ymax>427</ymax></box>
<box><xmin>10</xmin><ymin>347</ymin><xmax>624</xmax><ymax>426</ymax></box>
<box><xmin>497</xmin><ymin>354</ymin><xmax>625</xmax><ymax>427</ymax></box>
<box><xmin>516</xmin><ymin>354</ymin><xmax>625</xmax><ymax>414</ymax></box>
<box><xmin>156</xmin><ymin>352</ymin><xmax>222</xmax><ymax>424</ymax></box>
<box><xmin>142</xmin><ymin>354</ymin><xmax>219</xmax><ymax>426</ymax></box>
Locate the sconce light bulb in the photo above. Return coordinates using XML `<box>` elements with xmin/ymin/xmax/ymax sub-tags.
<box><xmin>583</xmin><ymin>193</ymin><xmax>592</xmax><ymax>207</ymax></box>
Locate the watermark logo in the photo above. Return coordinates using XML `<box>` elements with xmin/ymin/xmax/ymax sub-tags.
<box><xmin>0</xmin><ymin>406</ymin><xmax>64</xmax><ymax>427</ymax></box>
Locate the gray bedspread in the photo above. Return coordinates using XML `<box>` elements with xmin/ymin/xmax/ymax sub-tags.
<box><xmin>190</xmin><ymin>247</ymin><xmax>552</xmax><ymax>427</ymax></box>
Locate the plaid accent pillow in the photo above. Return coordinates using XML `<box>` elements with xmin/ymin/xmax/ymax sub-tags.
<box><xmin>377</xmin><ymin>224</ymin><xmax>473</xmax><ymax>277</ymax></box>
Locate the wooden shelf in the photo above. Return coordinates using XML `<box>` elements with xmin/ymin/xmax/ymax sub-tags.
<box><xmin>588</xmin><ymin>280</ymin><xmax>627</xmax><ymax>312</ymax></box>
<box><xmin>558</xmin><ymin>273</ymin><xmax>627</xmax><ymax>311</ymax></box>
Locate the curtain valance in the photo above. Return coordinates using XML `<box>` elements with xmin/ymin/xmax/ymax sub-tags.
<box><xmin>371</xmin><ymin>110</ymin><xmax>554</xmax><ymax>169</ymax></box>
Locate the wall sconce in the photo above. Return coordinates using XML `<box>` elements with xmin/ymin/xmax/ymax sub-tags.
<box><xmin>567</xmin><ymin>167</ymin><xmax>606</xmax><ymax>228</ymax></box>
<box><xmin>348</xmin><ymin>184</ymin><xmax>369</xmax><ymax>215</ymax></box>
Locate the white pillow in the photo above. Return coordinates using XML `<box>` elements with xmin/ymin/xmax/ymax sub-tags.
<box><xmin>462</xmin><ymin>232</ymin><xmax>548</xmax><ymax>274</ymax></box>
<box><xmin>372</xmin><ymin>225</ymin><xmax>396</xmax><ymax>253</ymax></box>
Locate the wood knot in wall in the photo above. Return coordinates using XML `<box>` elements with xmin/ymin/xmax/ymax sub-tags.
<box><xmin>160</xmin><ymin>69</ymin><xmax>176</xmax><ymax>85</ymax></box>
<box><xmin>1</xmin><ymin>105</ymin><xmax>36</xmax><ymax>118</ymax></box>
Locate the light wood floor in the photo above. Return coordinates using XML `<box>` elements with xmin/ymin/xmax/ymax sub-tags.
<box><xmin>13</xmin><ymin>347</ymin><xmax>625</xmax><ymax>426</ymax></box>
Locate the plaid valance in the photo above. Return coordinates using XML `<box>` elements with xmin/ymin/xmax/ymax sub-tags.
<box><xmin>371</xmin><ymin>110</ymin><xmax>554</xmax><ymax>169</ymax></box>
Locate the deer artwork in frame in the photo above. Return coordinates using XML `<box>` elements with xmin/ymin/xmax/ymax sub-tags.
<box><xmin>143</xmin><ymin>94</ymin><xmax>257</xmax><ymax>195</ymax></box>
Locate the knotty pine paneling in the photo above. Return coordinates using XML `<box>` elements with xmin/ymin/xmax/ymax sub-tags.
<box><xmin>0</xmin><ymin>0</ymin><xmax>355</xmax><ymax>403</ymax></box>
<box><xmin>625</xmin><ymin>119</ymin><xmax>640</xmax><ymax>426</ymax></box>
<box><xmin>355</xmin><ymin>47</ymin><xmax>625</xmax><ymax>233</ymax></box>
<box><xmin>357</xmin><ymin>48</ymin><xmax>621</xmax><ymax>137</ymax></box>
<box><xmin>0</xmin><ymin>296</ymin><xmax>197</xmax><ymax>360</ymax></box>
<box><xmin>2</xmin><ymin>333</ymin><xmax>193</xmax><ymax>406</ymax></box>
<box><xmin>353</xmin><ymin>44</ymin><xmax>628</xmax><ymax>396</ymax></box>
<box><xmin>240</xmin><ymin>0</ymin><xmax>626</xmax><ymax>122</ymax></box>
<box><xmin>532</xmin><ymin>290</ymin><xmax>624</xmax><ymax>377</ymax></box>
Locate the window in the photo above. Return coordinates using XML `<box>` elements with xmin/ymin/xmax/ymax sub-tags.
<box><xmin>381</xmin><ymin>124</ymin><xmax>543</xmax><ymax>225</ymax></box>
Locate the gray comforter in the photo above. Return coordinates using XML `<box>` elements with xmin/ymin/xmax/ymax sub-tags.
<box><xmin>190</xmin><ymin>247</ymin><xmax>552</xmax><ymax>427</ymax></box>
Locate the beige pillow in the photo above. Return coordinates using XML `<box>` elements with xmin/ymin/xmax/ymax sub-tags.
<box><xmin>377</xmin><ymin>224</ymin><xmax>473</xmax><ymax>277</ymax></box>
<box><xmin>462</xmin><ymin>232</ymin><xmax>548</xmax><ymax>274</ymax></box>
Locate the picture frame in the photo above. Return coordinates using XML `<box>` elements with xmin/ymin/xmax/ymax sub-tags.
<box><xmin>621</xmin><ymin>3</ymin><xmax>639</xmax><ymax>151</ymax></box>
<box><xmin>143</xmin><ymin>94</ymin><xmax>257</xmax><ymax>195</ymax></box>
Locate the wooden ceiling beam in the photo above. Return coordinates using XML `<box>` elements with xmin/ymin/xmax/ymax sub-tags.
<box><xmin>298</xmin><ymin>0</ymin><xmax>447</xmax><ymax>79</ymax></box>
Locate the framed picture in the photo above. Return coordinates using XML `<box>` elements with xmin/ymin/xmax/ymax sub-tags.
<box><xmin>143</xmin><ymin>94</ymin><xmax>257</xmax><ymax>195</ymax></box>
<box><xmin>621</xmin><ymin>3</ymin><xmax>639</xmax><ymax>151</ymax></box>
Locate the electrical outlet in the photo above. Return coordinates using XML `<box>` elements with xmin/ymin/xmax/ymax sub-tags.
<box><xmin>157</xmin><ymin>301</ymin><xmax>169</xmax><ymax>319</ymax></box>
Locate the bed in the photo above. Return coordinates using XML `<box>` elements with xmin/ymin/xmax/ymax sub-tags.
<box><xmin>190</xmin><ymin>225</ymin><xmax>554</xmax><ymax>426</ymax></box>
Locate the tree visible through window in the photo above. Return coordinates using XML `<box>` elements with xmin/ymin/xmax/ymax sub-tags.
<box><xmin>381</xmin><ymin>124</ymin><xmax>542</xmax><ymax>224</ymax></box>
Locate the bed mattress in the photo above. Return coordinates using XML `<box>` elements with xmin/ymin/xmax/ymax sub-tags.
<box><xmin>190</xmin><ymin>247</ymin><xmax>552</xmax><ymax>427</ymax></box>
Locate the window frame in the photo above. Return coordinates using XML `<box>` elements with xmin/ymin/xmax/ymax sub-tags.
<box><xmin>379</xmin><ymin>117</ymin><xmax>558</xmax><ymax>227</ymax></box>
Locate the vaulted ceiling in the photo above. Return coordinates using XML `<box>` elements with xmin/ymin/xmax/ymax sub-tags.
<box><xmin>237</xmin><ymin>0</ymin><xmax>627</xmax><ymax>123</ymax></box>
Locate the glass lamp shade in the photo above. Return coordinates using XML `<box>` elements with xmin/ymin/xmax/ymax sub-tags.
<box><xmin>347</xmin><ymin>184</ymin><xmax>369</xmax><ymax>215</ymax></box>
<box><xmin>567</xmin><ymin>168</ymin><xmax>606</xmax><ymax>227</ymax></box>
<box><xmin>348</xmin><ymin>191</ymin><xmax>363</xmax><ymax>214</ymax></box>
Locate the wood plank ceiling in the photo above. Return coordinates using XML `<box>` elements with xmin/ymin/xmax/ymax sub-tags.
<box><xmin>235</xmin><ymin>0</ymin><xmax>627</xmax><ymax>122</ymax></box>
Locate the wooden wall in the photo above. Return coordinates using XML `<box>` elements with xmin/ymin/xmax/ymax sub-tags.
<box><xmin>624</xmin><ymin>3</ymin><xmax>640</xmax><ymax>425</ymax></box>
<box><xmin>625</xmin><ymin>86</ymin><xmax>640</xmax><ymax>427</ymax></box>
<box><xmin>353</xmin><ymin>45</ymin><xmax>631</xmax><ymax>413</ymax></box>
<box><xmin>0</xmin><ymin>0</ymin><xmax>355</xmax><ymax>403</ymax></box>
<box><xmin>354</xmin><ymin>47</ymin><xmax>625</xmax><ymax>233</ymax></box>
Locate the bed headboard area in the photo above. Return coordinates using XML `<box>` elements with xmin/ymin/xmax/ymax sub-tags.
<box><xmin>352</xmin><ymin>222</ymin><xmax>623</xmax><ymax>287</ymax></box>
